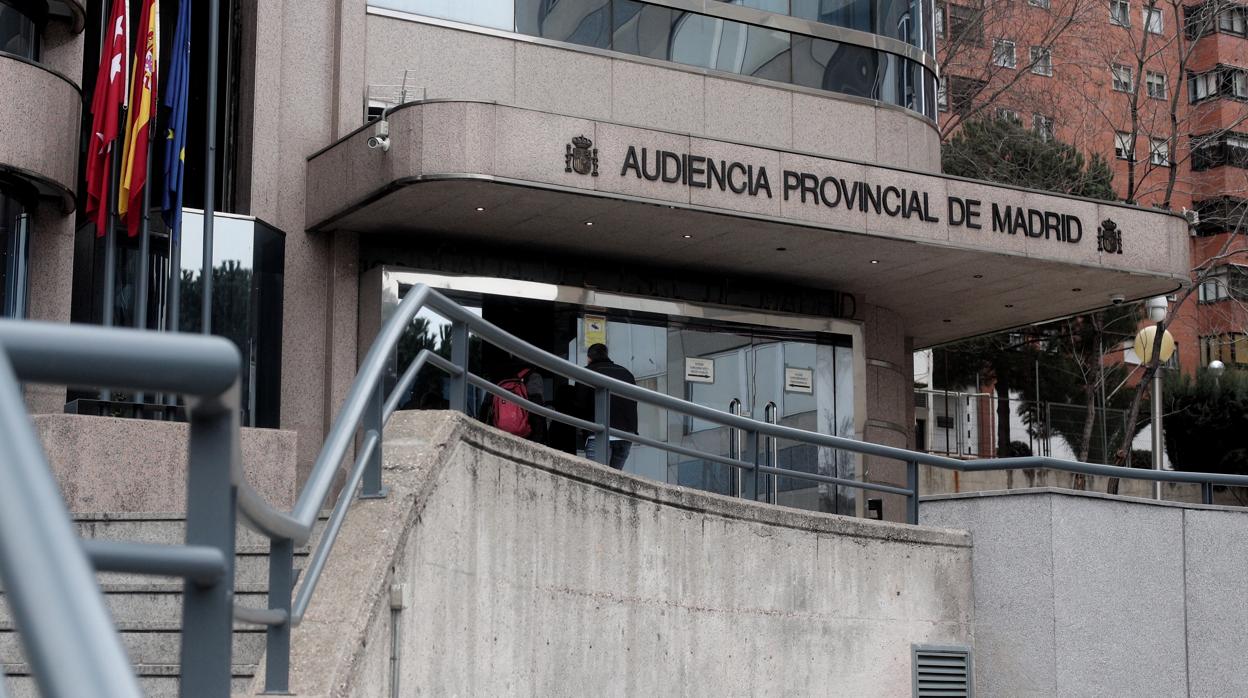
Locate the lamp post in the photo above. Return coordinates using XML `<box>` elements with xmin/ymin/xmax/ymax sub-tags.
<box><xmin>1135</xmin><ymin>296</ymin><xmax>1174</xmax><ymax>500</ymax></box>
<box><xmin>1210</xmin><ymin>359</ymin><xmax>1226</xmax><ymax>390</ymax></box>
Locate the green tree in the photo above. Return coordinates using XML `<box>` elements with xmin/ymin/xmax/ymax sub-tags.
<box><xmin>937</xmin><ymin>118</ymin><xmax>1137</xmax><ymax>465</ymax></box>
<box><xmin>942</xmin><ymin>118</ymin><xmax>1116</xmax><ymax>200</ymax></box>
<box><xmin>1164</xmin><ymin>368</ymin><xmax>1248</xmax><ymax>477</ymax></box>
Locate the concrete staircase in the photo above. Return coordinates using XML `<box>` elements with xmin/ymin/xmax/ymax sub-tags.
<box><xmin>1</xmin><ymin>513</ymin><xmax>314</xmax><ymax>697</ymax></box>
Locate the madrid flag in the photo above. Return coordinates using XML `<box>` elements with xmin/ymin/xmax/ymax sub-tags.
<box><xmin>84</xmin><ymin>0</ymin><xmax>128</xmax><ymax>236</ymax></box>
<box><xmin>118</xmin><ymin>0</ymin><xmax>159</xmax><ymax>237</ymax></box>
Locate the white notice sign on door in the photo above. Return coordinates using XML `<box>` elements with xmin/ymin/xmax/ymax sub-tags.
<box><xmin>784</xmin><ymin>367</ymin><xmax>814</xmax><ymax>394</ymax></box>
<box><xmin>685</xmin><ymin>357</ymin><xmax>715</xmax><ymax>384</ymax></box>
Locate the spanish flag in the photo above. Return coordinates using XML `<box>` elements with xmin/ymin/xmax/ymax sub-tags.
<box><xmin>118</xmin><ymin>0</ymin><xmax>159</xmax><ymax>237</ymax></box>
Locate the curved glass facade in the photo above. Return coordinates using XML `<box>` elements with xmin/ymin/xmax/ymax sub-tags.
<box><xmin>370</xmin><ymin>0</ymin><xmax>938</xmax><ymax>119</ymax></box>
<box><xmin>0</xmin><ymin>185</ymin><xmax>30</xmax><ymax>318</ymax></box>
<box><xmin>0</xmin><ymin>0</ymin><xmax>42</xmax><ymax>61</ymax></box>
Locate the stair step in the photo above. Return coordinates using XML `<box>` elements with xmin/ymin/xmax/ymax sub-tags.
<box><xmin>0</xmin><ymin>628</ymin><xmax>265</xmax><ymax>666</ymax></box>
<box><xmin>3</xmin><ymin>666</ymin><xmax>253</xmax><ymax>697</ymax></box>
<box><xmin>73</xmin><ymin>514</ymin><xmax>322</xmax><ymax>552</ymax></box>
<box><xmin>0</xmin><ymin>589</ymin><xmax>271</xmax><ymax>627</ymax></box>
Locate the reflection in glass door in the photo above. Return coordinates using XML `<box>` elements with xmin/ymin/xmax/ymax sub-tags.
<box><xmin>669</xmin><ymin>325</ymin><xmax>855</xmax><ymax>515</ymax></box>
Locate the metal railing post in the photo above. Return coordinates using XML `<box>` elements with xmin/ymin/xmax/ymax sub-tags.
<box><xmin>593</xmin><ymin>387</ymin><xmax>611</xmax><ymax>465</ymax></box>
<box><xmin>907</xmin><ymin>460</ymin><xmax>920</xmax><ymax>525</ymax></box>
<box><xmin>178</xmin><ymin>396</ymin><xmax>239</xmax><ymax>698</ymax></box>
<box><xmin>746</xmin><ymin>430</ymin><xmax>759</xmax><ymax>501</ymax></box>
<box><xmin>361</xmin><ymin>379</ymin><xmax>385</xmax><ymax>498</ymax></box>
<box><xmin>263</xmin><ymin>538</ymin><xmax>294</xmax><ymax>694</ymax></box>
<box><xmin>1202</xmin><ymin>482</ymin><xmax>1214</xmax><ymax>505</ymax></box>
<box><xmin>449</xmin><ymin>321</ymin><xmax>469</xmax><ymax>414</ymax></box>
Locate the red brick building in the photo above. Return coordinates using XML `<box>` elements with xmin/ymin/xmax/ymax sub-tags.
<box><xmin>939</xmin><ymin>0</ymin><xmax>1248</xmax><ymax>374</ymax></box>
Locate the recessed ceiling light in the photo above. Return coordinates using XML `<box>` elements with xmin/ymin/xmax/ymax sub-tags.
<box><xmin>870</xmin><ymin>259</ymin><xmax>880</xmax><ymax>264</ymax></box>
<box><xmin>683</xmin><ymin>234</ymin><xmax>692</xmax><ymax>239</ymax></box>
<box><xmin>1005</xmin><ymin>303</ymin><xmax>1014</xmax><ymax>308</ymax></box>
<box><xmin>475</xmin><ymin>206</ymin><xmax>485</xmax><ymax>212</ymax></box>
<box><xmin>585</xmin><ymin>221</ymin><xmax>594</xmax><ymax>226</ymax></box>
<box><xmin>973</xmin><ymin>274</ymin><xmax>983</xmax><ymax>279</ymax></box>
<box><xmin>1072</xmin><ymin>287</ymin><xmax>1082</xmax><ymax>292</ymax></box>
<box><xmin>942</xmin><ymin>319</ymin><xmax>952</xmax><ymax>323</ymax></box>
<box><xmin>776</xmin><ymin>247</ymin><xmax>787</xmax><ymax>251</ymax></box>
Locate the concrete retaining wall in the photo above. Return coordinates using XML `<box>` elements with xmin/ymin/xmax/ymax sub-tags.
<box><xmin>263</xmin><ymin>411</ymin><xmax>973</xmax><ymax>696</ymax></box>
<box><xmin>35</xmin><ymin>414</ymin><xmax>297</xmax><ymax>511</ymax></box>
<box><xmin>922</xmin><ymin>489</ymin><xmax>1248</xmax><ymax>698</ymax></box>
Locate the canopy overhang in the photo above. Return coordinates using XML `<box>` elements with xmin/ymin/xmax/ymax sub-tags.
<box><xmin>307</xmin><ymin>100</ymin><xmax>1190</xmax><ymax>347</ymax></box>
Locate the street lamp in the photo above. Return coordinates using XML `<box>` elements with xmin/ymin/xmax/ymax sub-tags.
<box><xmin>1210</xmin><ymin>359</ymin><xmax>1226</xmax><ymax>390</ymax></box>
<box><xmin>1134</xmin><ymin>296</ymin><xmax>1174</xmax><ymax>500</ymax></box>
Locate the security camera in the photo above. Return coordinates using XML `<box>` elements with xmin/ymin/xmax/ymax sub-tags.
<box><xmin>1110</xmin><ymin>293</ymin><xmax>1126</xmax><ymax>305</ymax></box>
<box><xmin>367</xmin><ymin>120</ymin><xmax>390</xmax><ymax>152</ymax></box>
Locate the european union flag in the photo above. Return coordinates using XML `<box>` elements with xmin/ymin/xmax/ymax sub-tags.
<box><xmin>162</xmin><ymin>0</ymin><xmax>191</xmax><ymax>242</ymax></box>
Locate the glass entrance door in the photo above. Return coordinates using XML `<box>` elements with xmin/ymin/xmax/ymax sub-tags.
<box><xmin>669</xmin><ymin>325</ymin><xmax>855</xmax><ymax>514</ymax></box>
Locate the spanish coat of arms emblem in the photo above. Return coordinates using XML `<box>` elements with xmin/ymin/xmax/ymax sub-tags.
<box><xmin>565</xmin><ymin>135</ymin><xmax>599</xmax><ymax>176</ymax></box>
<box><xmin>1097</xmin><ymin>219</ymin><xmax>1123</xmax><ymax>254</ymax></box>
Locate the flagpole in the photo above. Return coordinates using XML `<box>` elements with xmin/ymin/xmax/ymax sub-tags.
<box><xmin>134</xmin><ymin>123</ymin><xmax>156</xmax><ymax>405</ymax></box>
<box><xmin>100</xmin><ymin>129</ymin><xmax>123</xmax><ymax>403</ymax></box>
<box><xmin>201</xmin><ymin>0</ymin><xmax>219</xmax><ymax>336</ymax></box>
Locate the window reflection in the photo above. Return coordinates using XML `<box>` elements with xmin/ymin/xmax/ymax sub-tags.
<box><xmin>370</xmin><ymin>0</ymin><xmax>514</xmax><ymax>30</ymax></box>
<box><xmin>516</xmin><ymin>0</ymin><xmax>611</xmax><ymax>47</ymax></box>
<box><xmin>613</xmin><ymin>3</ymin><xmax>790</xmax><ymax>81</ymax></box>
<box><xmin>0</xmin><ymin>0</ymin><xmax>40</xmax><ymax>60</ymax></box>
<box><xmin>372</xmin><ymin>0</ymin><xmax>938</xmax><ymax>119</ymax></box>
<box><xmin>0</xmin><ymin>185</ymin><xmax>29</xmax><ymax>318</ymax></box>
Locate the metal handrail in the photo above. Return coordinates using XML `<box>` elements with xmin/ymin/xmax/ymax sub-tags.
<box><xmin>0</xmin><ymin>319</ymin><xmax>245</xmax><ymax>698</ymax></box>
<box><xmin>0</xmin><ymin>350</ymin><xmax>141</xmax><ymax>698</ymax></box>
<box><xmin>237</xmin><ymin>282</ymin><xmax>1248</xmax><ymax>690</ymax></box>
<box><xmin>7</xmin><ymin>285</ymin><xmax>1248</xmax><ymax>698</ymax></box>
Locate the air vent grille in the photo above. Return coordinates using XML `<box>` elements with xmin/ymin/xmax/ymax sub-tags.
<box><xmin>913</xmin><ymin>646</ymin><xmax>971</xmax><ymax>698</ymax></box>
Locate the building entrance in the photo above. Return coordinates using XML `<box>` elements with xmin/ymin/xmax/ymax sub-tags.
<box><xmin>374</xmin><ymin>268</ymin><xmax>862</xmax><ymax>516</ymax></box>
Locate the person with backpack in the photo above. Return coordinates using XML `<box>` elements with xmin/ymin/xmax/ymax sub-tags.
<box><xmin>479</xmin><ymin>363</ymin><xmax>547</xmax><ymax>443</ymax></box>
<box><xmin>580</xmin><ymin>343</ymin><xmax>637</xmax><ymax>470</ymax></box>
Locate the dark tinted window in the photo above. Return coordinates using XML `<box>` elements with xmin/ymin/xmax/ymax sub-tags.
<box><xmin>1</xmin><ymin>186</ymin><xmax>30</xmax><ymax>318</ymax></box>
<box><xmin>793</xmin><ymin>0</ymin><xmax>923</xmax><ymax>50</ymax></box>
<box><xmin>0</xmin><ymin>0</ymin><xmax>40</xmax><ymax>60</ymax></box>
<box><xmin>613</xmin><ymin>2</ymin><xmax>791</xmax><ymax>81</ymax></box>
<box><xmin>516</xmin><ymin>0</ymin><xmax>611</xmax><ymax>48</ymax></box>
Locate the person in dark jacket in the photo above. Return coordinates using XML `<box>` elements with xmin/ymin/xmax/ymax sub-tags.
<box><xmin>582</xmin><ymin>343</ymin><xmax>638</xmax><ymax>470</ymax></box>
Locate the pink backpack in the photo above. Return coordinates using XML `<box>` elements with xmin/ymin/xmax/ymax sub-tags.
<box><xmin>491</xmin><ymin>369</ymin><xmax>532</xmax><ymax>438</ymax></box>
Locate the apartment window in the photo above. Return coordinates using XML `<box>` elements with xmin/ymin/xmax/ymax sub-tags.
<box><xmin>1111</xmin><ymin>0</ymin><xmax>1131</xmax><ymax>26</ymax></box>
<box><xmin>996</xmin><ymin>108</ymin><xmax>1022</xmax><ymax>124</ymax></box>
<box><xmin>1188</xmin><ymin>66</ymin><xmax>1248</xmax><ymax>103</ymax></box>
<box><xmin>1191</xmin><ymin>131</ymin><xmax>1248</xmax><ymax>170</ymax></box>
<box><xmin>1146</xmin><ymin>70</ymin><xmax>1167</xmax><ymax>98</ymax></box>
<box><xmin>1115</xmin><ymin>131</ymin><xmax>1133</xmax><ymax>160</ymax></box>
<box><xmin>1201</xmin><ymin>333</ymin><xmax>1248</xmax><ymax>366</ymax></box>
<box><xmin>1033</xmin><ymin>113</ymin><xmax>1055</xmax><ymax>141</ymax></box>
<box><xmin>1189</xmin><ymin>70</ymin><xmax>1219</xmax><ymax>101</ymax></box>
<box><xmin>1234</xmin><ymin>69</ymin><xmax>1248</xmax><ymax>98</ymax></box>
<box><xmin>1193</xmin><ymin>197</ymin><xmax>1248</xmax><ymax>234</ymax></box>
<box><xmin>1144</xmin><ymin>6</ymin><xmax>1163</xmax><ymax>33</ymax></box>
<box><xmin>937</xmin><ymin>80</ymin><xmax>948</xmax><ymax>111</ymax></box>
<box><xmin>949</xmin><ymin>76</ymin><xmax>986</xmax><ymax>115</ymax></box>
<box><xmin>1199</xmin><ymin>266</ymin><xmax>1248</xmax><ymax>302</ymax></box>
<box><xmin>1030</xmin><ymin>46</ymin><xmax>1053</xmax><ymax>75</ymax></box>
<box><xmin>1220</xmin><ymin>5</ymin><xmax>1248</xmax><ymax>34</ymax></box>
<box><xmin>1112</xmin><ymin>63</ymin><xmax>1134</xmax><ymax>92</ymax></box>
<box><xmin>1029</xmin><ymin>0</ymin><xmax>1051</xmax><ymax>7</ymax></box>
<box><xmin>949</xmin><ymin>4</ymin><xmax>984</xmax><ymax>44</ymax></box>
<box><xmin>935</xmin><ymin>5</ymin><xmax>945</xmax><ymax>36</ymax></box>
<box><xmin>992</xmin><ymin>39</ymin><xmax>1017</xmax><ymax>68</ymax></box>
<box><xmin>1151</xmin><ymin>137</ymin><xmax>1171</xmax><ymax>165</ymax></box>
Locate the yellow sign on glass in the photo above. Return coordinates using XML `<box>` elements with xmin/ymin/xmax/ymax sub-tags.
<box><xmin>584</xmin><ymin>315</ymin><xmax>607</xmax><ymax>348</ymax></box>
